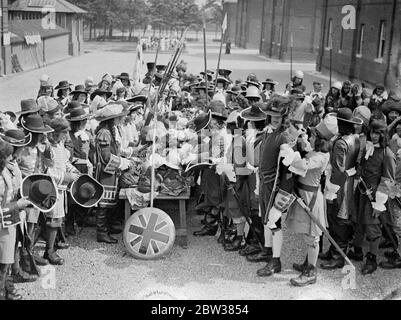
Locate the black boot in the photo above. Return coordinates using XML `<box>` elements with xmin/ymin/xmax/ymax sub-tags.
<box><xmin>224</xmin><ymin>236</ymin><xmax>244</xmax><ymax>252</ymax></box>
<box><xmin>362</xmin><ymin>253</ymin><xmax>377</xmax><ymax>275</ymax></box>
<box><xmin>347</xmin><ymin>246</ymin><xmax>364</xmax><ymax>261</ymax></box>
<box><xmin>318</xmin><ymin>249</ymin><xmax>333</xmax><ymax>261</ymax></box>
<box><xmin>43</xmin><ymin>249</ymin><xmax>65</xmax><ymax>266</ymax></box>
<box><xmin>12</xmin><ymin>269</ymin><xmax>38</xmax><ymax>283</ymax></box>
<box><xmin>193</xmin><ymin>223</ymin><xmax>218</xmax><ymax>236</ymax></box>
<box><xmin>239</xmin><ymin>243</ymin><xmax>261</xmax><ymax>257</ymax></box>
<box><xmin>290</xmin><ymin>264</ymin><xmax>317</xmax><ymax>287</ymax></box>
<box><xmin>320</xmin><ymin>254</ymin><xmax>345</xmax><ymax>270</ymax></box>
<box><xmin>96</xmin><ymin>208</ymin><xmax>118</xmax><ymax>244</ymax></box>
<box><xmin>247</xmin><ymin>247</ymin><xmax>273</xmax><ymax>263</ymax></box>
<box><xmin>217</xmin><ymin>216</ymin><xmax>230</xmax><ymax>244</ymax></box>
<box><xmin>256</xmin><ymin>257</ymin><xmax>281</xmax><ymax>277</ymax></box>
<box><xmin>379</xmin><ymin>251</ymin><xmax>401</xmax><ymax>269</ymax></box>
<box><xmin>293</xmin><ymin>256</ymin><xmax>308</xmax><ymax>272</ymax></box>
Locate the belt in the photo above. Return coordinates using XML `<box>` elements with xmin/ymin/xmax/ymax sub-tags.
<box><xmin>297</xmin><ymin>182</ymin><xmax>319</xmax><ymax>192</ymax></box>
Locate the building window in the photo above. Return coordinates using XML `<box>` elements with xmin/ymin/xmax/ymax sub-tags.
<box><xmin>326</xmin><ymin>19</ymin><xmax>333</xmax><ymax>48</ymax></box>
<box><xmin>357</xmin><ymin>24</ymin><xmax>365</xmax><ymax>56</ymax></box>
<box><xmin>377</xmin><ymin>20</ymin><xmax>386</xmax><ymax>59</ymax></box>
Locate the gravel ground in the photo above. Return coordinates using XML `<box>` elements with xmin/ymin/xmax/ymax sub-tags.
<box><xmin>3</xmin><ymin>41</ymin><xmax>401</xmax><ymax>300</ymax></box>
<box><xmin>16</xmin><ymin>196</ymin><xmax>401</xmax><ymax>300</ymax></box>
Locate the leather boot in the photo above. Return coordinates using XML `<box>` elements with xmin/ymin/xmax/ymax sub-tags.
<box><xmin>347</xmin><ymin>246</ymin><xmax>363</xmax><ymax>261</ymax></box>
<box><xmin>320</xmin><ymin>254</ymin><xmax>345</xmax><ymax>270</ymax></box>
<box><xmin>224</xmin><ymin>236</ymin><xmax>244</xmax><ymax>252</ymax></box>
<box><xmin>5</xmin><ymin>278</ymin><xmax>22</xmax><ymax>300</ymax></box>
<box><xmin>379</xmin><ymin>251</ymin><xmax>401</xmax><ymax>269</ymax></box>
<box><xmin>12</xmin><ymin>269</ymin><xmax>38</xmax><ymax>283</ymax></box>
<box><xmin>217</xmin><ymin>216</ymin><xmax>229</xmax><ymax>244</ymax></box>
<box><xmin>239</xmin><ymin>243</ymin><xmax>261</xmax><ymax>257</ymax></box>
<box><xmin>318</xmin><ymin>249</ymin><xmax>332</xmax><ymax>261</ymax></box>
<box><xmin>96</xmin><ymin>208</ymin><xmax>118</xmax><ymax>244</ymax></box>
<box><xmin>362</xmin><ymin>253</ymin><xmax>377</xmax><ymax>275</ymax></box>
<box><xmin>246</xmin><ymin>247</ymin><xmax>272</xmax><ymax>263</ymax></box>
<box><xmin>43</xmin><ymin>250</ymin><xmax>65</xmax><ymax>266</ymax></box>
<box><xmin>34</xmin><ymin>254</ymin><xmax>49</xmax><ymax>266</ymax></box>
<box><xmin>193</xmin><ymin>223</ymin><xmax>218</xmax><ymax>237</ymax></box>
<box><xmin>256</xmin><ymin>257</ymin><xmax>281</xmax><ymax>277</ymax></box>
<box><xmin>290</xmin><ymin>264</ymin><xmax>317</xmax><ymax>287</ymax></box>
<box><xmin>293</xmin><ymin>256</ymin><xmax>308</xmax><ymax>272</ymax></box>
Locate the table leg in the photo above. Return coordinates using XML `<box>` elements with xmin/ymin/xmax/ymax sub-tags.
<box><xmin>124</xmin><ymin>200</ymin><xmax>131</xmax><ymax>223</ymax></box>
<box><xmin>176</xmin><ymin>199</ymin><xmax>188</xmax><ymax>249</ymax></box>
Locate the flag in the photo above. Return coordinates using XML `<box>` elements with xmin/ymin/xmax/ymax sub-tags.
<box><xmin>222</xmin><ymin>13</ymin><xmax>227</xmax><ymax>34</ymax></box>
<box><xmin>133</xmin><ymin>43</ymin><xmax>145</xmax><ymax>83</ymax></box>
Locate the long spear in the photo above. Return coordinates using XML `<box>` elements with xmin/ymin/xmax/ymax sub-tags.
<box><xmin>144</xmin><ymin>40</ymin><xmax>161</xmax><ymax>117</ymax></box>
<box><xmin>290</xmin><ymin>33</ymin><xmax>293</xmax><ymax>81</ymax></box>
<box><xmin>214</xmin><ymin>13</ymin><xmax>227</xmax><ymax>95</ymax></box>
<box><xmin>203</xmin><ymin>12</ymin><xmax>209</xmax><ymax>105</ymax></box>
<box><xmin>329</xmin><ymin>32</ymin><xmax>333</xmax><ymax>89</ymax></box>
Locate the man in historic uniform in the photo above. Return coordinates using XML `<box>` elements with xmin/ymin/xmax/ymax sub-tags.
<box><xmin>320</xmin><ymin>108</ymin><xmax>362</xmax><ymax>269</ymax></box>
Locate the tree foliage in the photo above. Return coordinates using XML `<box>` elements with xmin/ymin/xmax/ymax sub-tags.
<box><xmin>68</xmin><ymin>0</ymin><xmax>204</xmax><ymax>37</ymax></box>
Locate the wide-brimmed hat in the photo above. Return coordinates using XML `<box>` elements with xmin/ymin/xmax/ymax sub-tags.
<box><xmin>262</xmin><ymin>78</ymin><xmax>279</xmax><ymax>86</ymax></box>
<box><xmin>264</xmin><ymin>97</ymin><xmax>290</xmax><ymax>117</ymax></box>
<box><xmin>126</xmin><ymin>95</ymin><xmax>147</xmax><ymax>105</ymax></box>
<box><xmin>117</xmin><ymin>72</ymin><xmax>131</xmax><ymax>85</ymax></box>
<box><xmin>353</xmin><ymin>106</ymin><xmax>372</xmax><ymax>127</ymax></box>
<box><xmin>49</xmin><ymin>118</ymin><xmax>70</xmax><ymax>132</ymax></box>
<box><xmin>382</xmin><ymin>101</ymin><xmax>401</xmax><ymax>115</ymax></box>
<box><xmin>293</xmin><ymin>70</ymin><xmax>304</xmax><ymax>79</ymax></box>
<box><xmin>21</xmin><ymin>174</ymin><xmax>58</xmax><ymax>213</ymax></box>
<box><xmin>290</xmin><ymin>88</ymin><xmax>306</xmax><ymax>100</ymax></box>
<box><xmin>65</xmin><ymin>107</ymin><xmax>90</xmax><ymax>122</ymax></box>
<box><xmin>218</xmin><ymin>69</ymin><xmax>232</xmax><ymax>78</ymax></box>
<box><xmin>95</xmin><ymin>103</ymin><xmax>128</xmax><ymax>122</ymax></box>
<box><xmin>332</xmin><ymin>81</ymin><xmax>342</xmax><ymax>90</ymax></box>
<box><xmin>85</xmin><ymin>77</ymin><xmax>97</xmax><ymax>90</ymax></box>
<box><xmin>90</xmin><ymin>89</ymin><xmax>113</xmax><ymax>101</ymax></box>
<box><xmin>55</xmin><ymin>80</ymin><xmax>73</xmax><ymax>90</ymax></box>
<box><xmin>226</xmin><ymin>85</ymin><xmax>244</xmax><ymax>96</ymax></box>
<box><xmin>331</xmin><ymin>108</ymin><xmax>363</xmax><ymax>125</ymax></box>
<box><xmin>63</xmin><ymin>101</ymin><xmax>82</xmax><ymax>114</ymax></box>
<box><xmin>240</xmin><ymin>105</ymin><xmax>267</xmax><ymax>121</ymax></box>
<box><xmin>16</xmin><ymin>99</ymin><xmax>40</xmax><ymax>115</ymax></box>
<box><xmin>37</xmin><ymin>96</ymin><xmax>59</xmax><ymax>113</ymax></box>
<box><xmin>46</xmin><ymin>102</ymin><xmax>62</xmax><ymax>115</ymax></box>
<box><xmin>0</xmin><ymin>129</ymin><xmax>32</xmax><ymax>147</ymax></box>
<box><xmin>70</xmin><ymin>174</ymin><xmax>104</xmax><ymax>208</ymax></box>
<box><xmin>21</xmin><ymin>114</ymin><xmax>53</xmax><ymax>133</ymax></box>
<box><xmin>208</xmin><ymin>100</ymin><xmax>228</xmax><ymax>120</ymax></box>
<box><xmin>245</xmin><ymin>86</ymin><xmax>261</xmax><ymax>99</ymax></box>
<box><xmin>156</xmin><ymin>65</ymin><xmax>167</xmax><ymax>72</ymax></box>
<box><xmin>70</xmin><ymin>84</ymin><xmax>87</xmax><ymax>96</ymax></box>
<box><xmin>193</xmin><ymin>110</ymin><xmax>212</xmax><ymax>132</ymax></box>
<box><xmin>215</xmin><ymin>76</ymin><xmax>230</xmax><ymax>84</ymax></box>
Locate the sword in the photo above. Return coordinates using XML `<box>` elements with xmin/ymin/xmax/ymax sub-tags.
<box><xmin>296</xmin><ymin>196</ymin><xmax>355</xmax><ymax>269</ymax></box>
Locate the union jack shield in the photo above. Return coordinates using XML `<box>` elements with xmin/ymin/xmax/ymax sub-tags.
<box><xmin>123</xmin><ymin>208</ymin><xmax>176</xmax><ymax>260</ymax></box>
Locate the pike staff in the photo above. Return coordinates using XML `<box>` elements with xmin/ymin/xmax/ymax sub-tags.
<box><xmin>214</xmin><ymin>13</ymin><xmax>227</xmax><ymax>95</ymax></box>
<box><xmin>202</xmin><ymin>12</ymin><xmax>209</xmax><ymax>105</ymax></box>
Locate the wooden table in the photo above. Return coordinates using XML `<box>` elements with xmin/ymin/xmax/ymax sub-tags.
<box><xmin>119</xmin><ymin>189</ymin><xmax>191</xmax><ymax>248</ymax></box>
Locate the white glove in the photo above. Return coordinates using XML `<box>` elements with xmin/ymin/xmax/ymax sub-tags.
<box><xmin>119</xmin><ymin>158</ymin><xmax>131</xmax><ymax>171</ymax></box>
<box><xmin>371</xmin><ymin>191</ymin><xmax>388</xmax><ymax>212</ymax></box>
<box><xmin>345</xmin><ymin>167</ymin><xmax>357</xmax><ymax>177</ymax></box>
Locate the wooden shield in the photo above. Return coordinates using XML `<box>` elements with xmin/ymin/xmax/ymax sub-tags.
<box><xmin>123</xmin><ymin>207</ymin><xmax>175</xmax><ymax>260</ymax></box>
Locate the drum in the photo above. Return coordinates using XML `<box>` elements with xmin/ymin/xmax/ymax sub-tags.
<box><xmin>123</xmin><ymin>207</ymin><xmax>176</xmax><ymax>260</ymax></box>
<box><xmin>273</xmin><ymin>189</ymin><xmax>296</xmax><ymax>213</ymax></box>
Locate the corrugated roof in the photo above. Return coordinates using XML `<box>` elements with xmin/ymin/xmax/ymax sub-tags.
<box><xmin>9</xmin><ymin>0</ymin><xmax>87</xmax><ymax>14</ymax></box>
<box><xmin>9</xmin><ymin>19</ymin><xmax>70</xmax><ymax>42</ymax></box>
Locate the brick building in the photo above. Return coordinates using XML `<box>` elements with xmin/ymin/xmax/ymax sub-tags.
<box><xmin>0</xmin><ymin>0</ymin><xmax>86</xmax><ymax>74</ymax></box>
<box><xmin>317</xmin><ymin>0</ymin><xmax>401</xmax><ymax>88</ymax></box>
<box><xmin>233</xmin><ymin>0</ymin><xmax>322</xmax><ymax>60</ymax></box>
<box><xmin>0</xmin><ymin>0</ymin><xmax>12</xmax><ymax>74</ymax></box>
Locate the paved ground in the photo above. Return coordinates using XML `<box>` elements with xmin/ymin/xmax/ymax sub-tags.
<box><xmin>2</xmin><ymin>40</ymin><xmax>401</xmax><ymax>300</ymax></box>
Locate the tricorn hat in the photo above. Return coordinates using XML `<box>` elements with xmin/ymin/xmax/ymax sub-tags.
<box><xmin>21</xmin><ymin>174</ymin><xmax>58</xmax><ymax>213</ymax></box>
<box><xmin>70</xmin><ymin>175</ymin><xmax>104</xmax><ymax>208</ymax></box>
